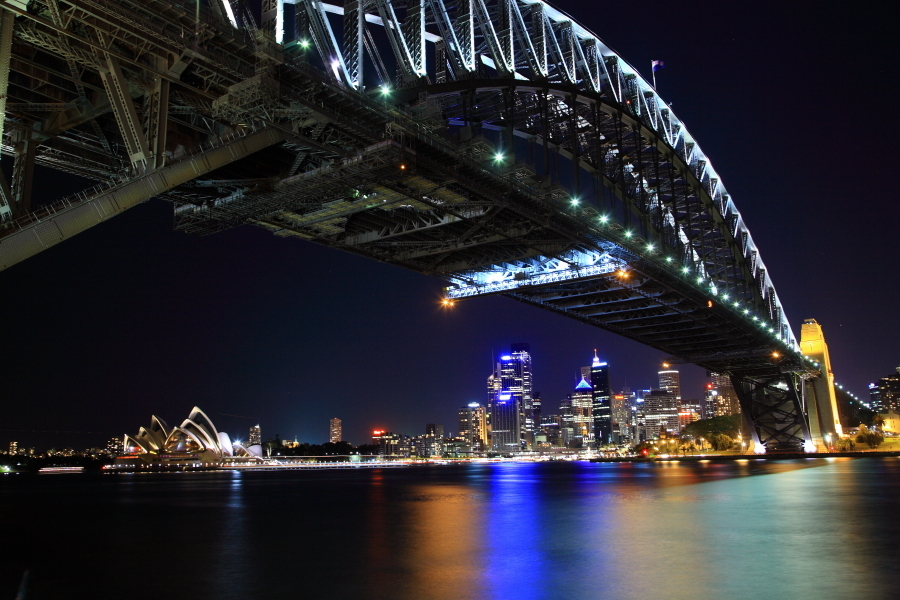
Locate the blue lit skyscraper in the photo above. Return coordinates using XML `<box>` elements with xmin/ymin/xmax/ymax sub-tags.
<box><xmin>591</xmin><ymin>350</ymin><xmax>612</xmax><ymax>446</ymax></box>
<box><xmin>488</xmin><ymin>344</ymin><xmax>532</xmax><ymax>452</ymax></box>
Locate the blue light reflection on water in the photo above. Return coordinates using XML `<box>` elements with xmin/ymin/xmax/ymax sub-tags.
<box><xmin>483</xmin><ymin>463</ymin><xmax>543</xmax><ymax>600</ymax></box>
<box><xmin>3</xmin><ymin>458</ymin><xmax>900</xmax><ymax>599</ymax></box>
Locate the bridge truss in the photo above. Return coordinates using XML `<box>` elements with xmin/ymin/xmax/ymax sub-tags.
<box><xmin>0</xmin><ymin>0</ymin><xmax>820</xmax><ymax>451</ymax></box>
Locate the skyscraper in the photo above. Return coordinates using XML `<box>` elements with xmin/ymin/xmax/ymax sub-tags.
<box><xmin>706</xmin><ymin>372</ymin><xmax>740</xmax><ymax>417</ymax></box>
<box><xmin>459</xmin><ymin>403</ymin><xmax>488</xmax><ymax>450</ymax></box>
<box><xmin>571</xmin><ymin>377</ymin><xmax>594</xmax><ymax>447</ymax></box>
<box><xmin>871</xmin><ymin>367</ymin><xmax>900</xmax><ymax>413</ymax></box>
<box><xmin>488</xmin><ymin>344</ymin><xmax>533</xmax><ymax>452</ymax></box>
<box><xmin>591</xmin><ymin>351</ymin><xmax>611</xmax><ymax>446</ymax></box>
<box><xmin>329</xmin><ymin>418</ymin><xmax>342</xmax><ymax>443</ymax></box>
<box><xmin>643</xmin><ymin>390</ymin><xmax>680</xmax><ymax>439</ymax></box>
<box><xmin>658</xmin><ymin>369</ymin><xmax>681</xmax><ymax>399</ymax></box>
<box><xmin>511</xmin><ymin>343</ymin><xmax>534</xmax><ymax>447</ymax></box>
<box><xmin>249</xmin><ymin>424</ymin><xmax>261</xmax><ymax>446</ymax></box>
<box><xmin>610</xmin><ymin>393</ymin><xmax>630</xmax><ymax>443</ymax></box>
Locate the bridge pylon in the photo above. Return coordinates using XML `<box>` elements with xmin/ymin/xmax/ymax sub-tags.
<box><xmin>799</xmin><ymin>319</ymin><xmax>843</xmax><ymax>450</ymax></box>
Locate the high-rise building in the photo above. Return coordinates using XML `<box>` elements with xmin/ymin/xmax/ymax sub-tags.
<box><xmin>372</xmin><ymin>430</ymin><xmax>400</xmax><ymax>456</ymax></box>
<box><xmin>9</xmin><ymin>441</ymin><xmax>18</xmax><ymax>455</ymax></box>
<box><xmin>558</xmin><ymin>396</ymin><xmax>575</xmax><ymax>448</ymax></box>
<box><xmin>658</xmin><ymin>369</ymin><xmax>681</xmax><ymax>399</ymax></box>
<box><xmin>611</xmin><ymin>393</ymin><xmax>630</xmax><ymax>443</ymax></box>
<box><xmin>706</xmin><ymin>372</ymin><xmax>740</xmax><ymax>418</ymax></box>
<box><xmin>571</xmin><ymin>377</ymin><xmax>594</xmax><ymax>447</ymax></box>
<box><xmin>249</xmin><ymin>424</ymin><xmax>261</xmax><ymax>446</ymax></box>
<box><xmin>423</xmin><ymin>424</ymin><xmax>445</xmax><ymax>456</ymax></box>
<box><xmin>488</xmin><ymin>345</ymin><xmax>532</xmax><ymax>452</ymax></box>
<box><xmin>329</xmin><ymin>418</ymin><xmax>342</xmax><ymax>443</ymax></box>
<box><xmin>871</xmin><ymin>367</ymin><xmax>900</xmax><ymax>413</ymax></box>
<box><xmin>511</xmin><ymin>343</ymin><xmax>534</xmax><ymax>447</ymax></box>
<box><xmin>679</xmin><ymin>399</ymin><xmax>702</xmax><ymax>429</ymax></box>
<box><xmin>459</xmin><ymin>403</ymin><xmax>488</xmax><ymax>451</ymax></box>
<box><xmin>591</xmin><ymin>351</ymin><xmax>611</xmax><ymax>446</ymax></box>
<box><xmin>106</xmin><ymin>437</ymin><xmax>123</xmax><ymax>456</ymax></box>
<box><xmin>869</xmin><ymin>383</ymin><xmax>883</xmax><ymax>412</ymax></box>
<box><xmin>643</xmin><ymin>390</ymin><xmax>680</xmax><ymax>439</ymax></box>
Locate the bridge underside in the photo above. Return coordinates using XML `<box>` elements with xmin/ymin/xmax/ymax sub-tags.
<box><xmin>0</xmin><ymin>0</ymin><xmax>815</xmax><ymax>452</ymax></box>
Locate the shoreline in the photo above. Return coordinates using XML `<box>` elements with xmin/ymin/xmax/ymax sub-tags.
<box><xmin>591</xmin><ymin>451</ymin><xmax>900</xmax><ymax>463</ymax></box>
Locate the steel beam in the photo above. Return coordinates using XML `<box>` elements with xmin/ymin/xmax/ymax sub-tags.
<box><xmin>0</xmin><ymin>128</ymin><xmax>286</xmax><ymax>272</ymax></box>
<box><xmin>0</xmin><ymin>9</ymin><xmax>15</xmax><ymax>221</ymax></box>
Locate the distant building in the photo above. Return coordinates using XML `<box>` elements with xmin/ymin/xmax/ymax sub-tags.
<box><xmin>423</xmin><ymin>424</ymin><xmax>445</xmax><ymax>456</ymax></box>
<box><xmin>878</xmin><ymin>410</ymin><xmax>900</xmax><ymax>433</ymax></box>
<box><xmin>611</xmin><ymin>392</ymin><xmax>632</xmax><ymax>444</ymax></box>
<box><xmin>871</xmin><ymin>367</ymin><xmax>900</xmax><ymax>413</ymax></box>
<box><xmin>869</xmin><ymin>383</ymin><xmax>882</xmax><ymax>412</ymax></box>
<box><xmin>559</xmin><ymin>396</ymin><xmax>575</xmax><ymax>447</ymax></box>
<box><xmin>329</xmin><ymin>418</ymin><xmax>342</xmax><ymax>443</ymax></box>
<box><xmin>643</xmin><ymin>390</ymin><xmax>680</xmax><ymax>439</ymax></box>
<box><xmin>706</xmin><ymin>372</ymin><xmax>740</xmax><ymax>418</ymax></box>
<box><xmin>9</xmin><ymin>441</ymin><xmax>18</xmax><ymax>455</ymax></box>
<box><xmin>459</xmin><ymin>403</ymin><xmax>488</xmax><ymax>451</ymax></box>
<box><xmin>372</xmin><ymin>430</ymin><xmax>400</xmax><ymax>456</ymax></box>
<box><xmin>658</xmin><ymin>369</ymin><xmax>681</xmax><ymax>399</ymax></box>
<box><xmin>591</xmin><ymin>351</ymin><xmax>612</xmax><ymax>445</ymax></box>
<box><xmin>106</xmin><ymin>437</ymin><xmax>123</xmax><ymax>456</ymax></box>
<box><xmin>571</xmin><ymin>377</ymin><xmax>594</xmax><ymax>447</ymax></box>
<box><xmin>249</xmin><ymin>424</ymin><xmax>262</xmax><ymax>446</ymax></box>
<box><xmin>488</xmin><ymin>345</ymin><xmax>532</xmax><ymax>452</ymax></box>
<box><xmin>679</xmin><ymin>399</ymin><xmax>701</xmax><ymax>429</ymax></box>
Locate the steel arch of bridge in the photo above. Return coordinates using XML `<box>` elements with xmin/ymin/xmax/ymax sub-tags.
<box><xmin>0</xmin><ymin>0</ymin><xmax>818</xmax><ymax>451</ymax></box>
<box><xmin>292</xmin><ymin>0</ymin><xmax>813</xmax><ymax>449</ymax></box>
<box><xmin>293</xmin><ymin>0</ymin><xmax>796</xmax><ymax>346</ymax></box>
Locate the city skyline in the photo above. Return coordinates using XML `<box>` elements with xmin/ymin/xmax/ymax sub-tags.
<box><xmin>2</xmin><ymin>0</ymin><xmax>897</xmax><ymax>449</ymax></box>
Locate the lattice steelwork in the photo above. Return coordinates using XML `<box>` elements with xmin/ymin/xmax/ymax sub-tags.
<box><xmin>0</xmin><ymin>1</ymin><xmax>818</xmax><ymax>451</ymax></box>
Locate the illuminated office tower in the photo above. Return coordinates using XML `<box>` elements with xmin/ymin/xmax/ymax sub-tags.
<box><xmin>706</xmin><ymin>371</ymin><xmax>740</xmax><ymax>417</ymax></box>
<box><xmin>658</xmin><ymin>369</ymin><xmax>681</xmax><ymax>399</ymax></box>
<box><xmin>571</xmin><ymin>377</ymin><xmax>594</xmax><ymax>447</ymax></box>
<box><xmin>249</xmin><ymin>424</ymin><xmax>261</xmax><ymax>446</ymax></box>
<box><xmin>591</xmin><ymin>351</ymin><xmax>611</xmax><ymax>446</ymax></box>
<box><xmin>558</xmin><ymin>396</ymin><xmax>575</xmax><ymax>448</ymax></box>
<box><xmin>489</xmin><ymin>345</ymin><xmax>532</xmax><ymax>452</ymax></box>
<box><xmin>611</xmin><ymin>393</ymin><xmax>630</xmax><ymax>443</ymax></box>
<box><xmin>643</xmin><ymin>390</ymin><xmax>680</xmax><ymax>439</ymax></box>
<box><xmin>9</xmin><ymin>441</ymin><xmax>18</xmax><ymax>455</ymax></box>
<box><xmin>459</xmin><ymin>403</ymin><xmax>488</xmax><ymax>450</ymax></box>
<box><xmin>511</xmin><ymin>344</ymin><xmax>535</xmax><ymax>448</ymax></box>
<box><xmin>871</xmin><ymin>367</ymin><xmax>900</xmax><ymax>413</ymax></box>
<box><xmin>329</xmin><ymin>418</ymin><xmax>342</xmax><ymax>443</ymax></box>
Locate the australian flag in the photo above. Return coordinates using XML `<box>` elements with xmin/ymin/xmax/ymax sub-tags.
<box><xmin>652</xmin><ymin>60</ymin><xmax>666</xmax><ymax>72</ymax></box>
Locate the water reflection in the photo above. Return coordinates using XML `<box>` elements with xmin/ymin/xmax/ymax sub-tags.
<box><xmin>3</xmin><ymin>459</ymin><xmax>900</xmax><ymax>599</ymax></box>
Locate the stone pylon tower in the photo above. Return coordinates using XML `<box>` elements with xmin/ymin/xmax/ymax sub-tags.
<box><xmin>800</xmin><ymin>319</ymin><xmax>843</xmax><ymax>447</ymax></box>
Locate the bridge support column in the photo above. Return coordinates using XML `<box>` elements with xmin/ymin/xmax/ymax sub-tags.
<box><xmin>731</xmin><ymin>370</ymin><xmax>813</xmax><ymax>453</ymax></box>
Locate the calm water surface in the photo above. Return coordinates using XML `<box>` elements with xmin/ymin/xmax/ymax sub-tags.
<box><xmin>2</xmin><ymin>458</ymin><xmax>899</xmax><ymax>599</ymax></box>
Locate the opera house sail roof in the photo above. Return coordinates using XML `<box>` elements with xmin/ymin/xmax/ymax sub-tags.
<box><xmin>119</xmin><ymin>407</ymin><xmax>262</xmax><ymax>468</ymax></box>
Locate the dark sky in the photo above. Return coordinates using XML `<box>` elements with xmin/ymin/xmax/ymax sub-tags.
<box><xmin>2</xmin><ymin>1</ymin><xmax>898</xmax><ymax>449</ymax></box>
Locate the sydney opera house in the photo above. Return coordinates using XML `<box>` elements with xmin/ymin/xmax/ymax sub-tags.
<box><xmin>116</xmin><ymin>407</ymin><xmax>263</xmax><ymax>468</ymax></box>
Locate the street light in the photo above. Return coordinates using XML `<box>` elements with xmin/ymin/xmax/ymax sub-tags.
<box><xmin>825</xmin><ymin>433</ymin><xmax>831</xmax><ymax>452</ymax></box>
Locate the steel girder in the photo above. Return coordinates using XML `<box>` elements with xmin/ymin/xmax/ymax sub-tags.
<box><xmin>731</xmin><ymin>370</ymin><xmax>813</xmax><ymax>452</ymax></box>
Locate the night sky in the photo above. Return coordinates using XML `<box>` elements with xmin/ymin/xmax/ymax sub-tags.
<box><xmin>2</xmin><ymin>1</ymin><xmax>897</xmax><ymax>449</ymax></box>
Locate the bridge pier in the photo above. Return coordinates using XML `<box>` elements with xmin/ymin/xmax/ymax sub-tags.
<box><xmin>731</xmin><ymin>369</ymin><xmax>813</xmax><ymax>453</ymax></box>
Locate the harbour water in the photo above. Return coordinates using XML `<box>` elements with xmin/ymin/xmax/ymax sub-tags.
<box><xmin>2</xmin><ymin>457</ymin><xmax>898</xmax><ymax>599</ymax></box>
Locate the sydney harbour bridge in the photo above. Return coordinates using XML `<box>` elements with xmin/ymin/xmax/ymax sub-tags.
<box><xmin>0</xmin><ymin>0</ymin><xmax>840</xmax><ymax>452</ymax></box>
